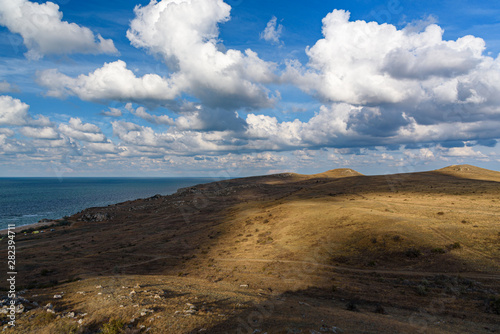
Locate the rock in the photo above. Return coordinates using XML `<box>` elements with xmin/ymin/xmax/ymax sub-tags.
<box><xmin>44</xmin><ymin>303</ymin><xmax>53</xmax><ymax>310</ymax></box>
<box><xmin>79</xmin><ymin>212</ymin><xmax>111</xmax><ymax>222</ymax></box>
<box><xmin>53</xmin><ymin>295</ymin><xmax>62</xmax><ymax>299</ymax></box>
<box><xmin>95</xmin><ymin>285</ymin><xmax>102</xmax><ymax>289</ymax></box>
<box><xmin>239</xmin><ymin>284</ymin><xmax>249</xmax><ymax>288</ymax></box>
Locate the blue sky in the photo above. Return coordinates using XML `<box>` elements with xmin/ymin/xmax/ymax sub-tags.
<box><xmin>0</xmin><ymin>0</ymin><xmax>499</xmax><ymax>177</ymax></box>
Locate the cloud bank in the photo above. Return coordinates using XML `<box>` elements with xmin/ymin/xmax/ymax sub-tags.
<box><xmin>0</xmin><ymin>0</ymin><xmax>118</xmax><ymax>60</ymax></box>
<box><xmin>1</xmin><ymin>2</ymin><xmax>499</xmax><ymax>175</ymax></box>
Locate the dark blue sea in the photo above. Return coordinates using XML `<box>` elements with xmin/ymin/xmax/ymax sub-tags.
<box><xmin>0</xmin><ymin>177</ymin><xmax>218</xmax><ymax>230</ymax></box>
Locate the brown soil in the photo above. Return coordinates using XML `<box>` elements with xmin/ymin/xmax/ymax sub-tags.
<box><xmin>1</xmin><ymin>164</ymin><xmax>499</xmax><ymax>333</ymax></box>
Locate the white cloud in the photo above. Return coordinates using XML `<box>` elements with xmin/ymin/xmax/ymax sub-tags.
<box><xmin>0</xmin><ymin>81</ymin><xmax>18</xmax><ymax>93</ymax></box>
<box><xmin>37</xmin><ymin>60</ymin><xmax>179</xmax><ymax>102</ymax></box>
<box><xmin>38</xmin><ymin>0</ymin><xmax>277</xmax><ymax>110</ymax></box>
<box><xmin>0</xmin><ymin>95</ymin><xmax>29</xmax><ymax>125</ymax></box>
<box><xmin>58</xmin><ymin>118</ymin><xmax>107</xmax><ymax>142</ymax></box>
<box><xmin>445</xmin><ymin>146</ymin><xmax>487</xmax><ymax>158</ymax></box>
<box><xmin>0</xmin><ymin>128</ymin><xmax>14</xmax><ymax>137</ymax></box>
<box><xmin>86</xmin><ymin>140</ymin><xmax>120</xmax><ymax>154</ymax></box>
<box><xmin>112</xmin><ymin>121</ymin><xmax>175</xmax><ymax>147</ymax></box>
<box><xmin>126</xmin><ymin>104</ymin><xmax>174</xmax><ymax>125</ymax></box>
<box><xmin>260</xmin><ymin>16</ymin><xmax>283</xmax><ymax>45</ymax></box>
<box><xmin>101</xmin><ymin>107</ymin><xmax>122</xmax><ymax>117</ymax></box>
<box><xmin>0</xmin><ymin>0</ymin><xmax>118</xmax><ymax>60</ymax></box>
<box><xmin>19</xmin><ymin>126</ymin><xmax>59</xmax><ymax>139</ymax></box>
<box><xmin>285</xmin><ymin>10</ymin><xmax>489</xmax><ymax>105</ymax></box>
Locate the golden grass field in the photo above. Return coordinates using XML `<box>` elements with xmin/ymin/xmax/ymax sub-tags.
<box><xmin>1</xmin><ymin>164</ymin><xmax>499</xmax><ymax>333</ymax></box>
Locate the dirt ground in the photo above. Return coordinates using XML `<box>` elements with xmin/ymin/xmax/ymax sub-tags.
<box><xmin>1</xmin><ymin>164</ymin><xmax>499</xmax><ymax>333</ymax></box>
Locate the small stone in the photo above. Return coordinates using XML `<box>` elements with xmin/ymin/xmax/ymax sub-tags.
<box><xmin>53</xmin><ymin>295</ymin><xmax>62</xmax><ymax>299</ymax></box>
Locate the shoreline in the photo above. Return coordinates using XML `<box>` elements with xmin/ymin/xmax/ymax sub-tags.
<box><xmin>0</xmin><ymin>220</ymin><xmax>59</xmax><ymax>235</ymax></box>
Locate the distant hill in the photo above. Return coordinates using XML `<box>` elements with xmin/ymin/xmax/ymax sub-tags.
<box><xmin>432</xmin><ymin>164</ymin><xmax>500</xmax><ymax>181</ymax></box>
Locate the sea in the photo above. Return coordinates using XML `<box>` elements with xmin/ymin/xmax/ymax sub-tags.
<box><xmin>0</xmin><ymin>177</ymin><xmax>218</xmax><ymax>230</ymax></box>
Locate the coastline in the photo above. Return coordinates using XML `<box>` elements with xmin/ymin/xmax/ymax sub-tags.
<box><xmin>0</xmin><ymin>220</ymin><xmax>58</xmax><ymax>235</ymax></box>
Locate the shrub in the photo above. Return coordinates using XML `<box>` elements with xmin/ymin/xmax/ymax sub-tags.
<box><xmin>447</xmin><ymin>242</ymin><xmax>461</xmax><ymax>250</ymax></box>
<box><xmin>100</xmin><ymin>319</ymin><xmax>125</xmax><ymax>334</ymax></box>
<box><xmin>486</xmin><ymin>295</ymin><xmax>500</xmax><ymax>315</ymax></box>
<box><xmin>40</xmin><ymin>269</ymin><xmax>53</xmax><ymax>276</ymax></box>
<box><xmin>431</xmin><ymin>248</ymin><xmax>446</xmax><ymax>254</ymax></box>
<box><xmin>416</xmin><ymin>285</ymin><xmax>428</xmax><ymax>296</ymax></box>
<box><xmin>346</xmin><ymin>300</ymin><xmax>359</xmax><ymax>312</ymax></box>
<box><xmin>405</xmin><ymin>248</ymin><xmax>421</xmax><ymax>258</ymax></box>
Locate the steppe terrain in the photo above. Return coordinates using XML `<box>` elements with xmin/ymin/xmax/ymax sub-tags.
<box><xmin>1</xmin><ymin>164</ymin><xmax>499</xmax><ymax>333</ymax></box>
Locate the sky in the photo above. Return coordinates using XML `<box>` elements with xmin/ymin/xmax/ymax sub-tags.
<box><xmin>0</xmin><ymin>0</ymin><xmax>499</xmax><ymax>178</ymax></box>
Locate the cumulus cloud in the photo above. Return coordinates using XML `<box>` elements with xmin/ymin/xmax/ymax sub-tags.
<box><xmin>37</xmin><ymin>60</ymin><xmax>178</xmax><ymax>103</ymax></box>
<box><xmin>0</xmin><ymin>95</ymin><xmax>30</xmax><ymax>125</ymax></box>
<box><xmin>285</xmin><ymin>10</ymin><xmax>490</xmax><ymax>106</ymax></box>
<box><xmin>281</xmin><ymin>9</ymin><xmax>500</xmax><ymax>150</ymax></box>
<box><xmin>86</xmin><ymin>140</ymin><xmax>120</xmax><ymax>154</ymax></box>
<box><xmin>0</xmin><ymin>81</ymin><xmax>18</xmax><ymax>93</ymax></box>
<box><xmin>6</xmin><ymin>4</ymin><xmax>500</xmax><ymax>172</ymax></box>
<box><xmin>101</xmin><ymin>107</ymin><xmax>123</xmax><ymax>117</ymax></box>
<box><xmin>58</xmin><ymin>118</ymin><xmax>107</xmax><ymax>142</ymax></box>
<box><xmin>38</xmin><ymin>0</ymin><xmax>277</xmax><ymax>110</ymax></box>
<box><xmin>112</xmin><ymin>121</ymin><xmax>175</xmax><ymax>147</ymax></box>
<box><xmin>445</xmin><ymin>146</ymin><xmax>487</xmax><ymax>158</ymax></box>
<box><xmin>19</xmin><ymin>126</ymin><xmax>59</xmax><ymax>139</ymax></box>
<box><xmin>175</xmin><ymin>108</ymin><xmax>247</xmax><ymax>132</ymax></box>
<box><xmin>126</xmin><ymin>103</ymin><xmax>174</xmax><ymax>126</ymax></box>
<box><xmin>0</xmin><ymin>0</ymin><xmax>118</xmax><ymax>60</ymax></box>
<box><xmin>260</xmin><ymin>16</ymin><xmax>283</xmax><ymax>45</ymax></box>
<box><xmin>0</xmin><ymin>95</ymin><xmax>52</xmax><ymax>128</ymax></box>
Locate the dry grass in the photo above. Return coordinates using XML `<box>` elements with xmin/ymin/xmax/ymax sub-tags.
<box><xmin>1</xmin><ymin>164</ymin><xmax>500</xmax><ymax>333</ymax></box>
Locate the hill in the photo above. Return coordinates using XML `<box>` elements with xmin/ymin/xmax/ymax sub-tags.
<box><xmin>1</xmin><ymin>165</ymin><xmax>499</xmax><ymax>333</ymax></box>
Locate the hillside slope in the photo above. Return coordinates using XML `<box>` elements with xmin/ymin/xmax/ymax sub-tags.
<box><xmin>2</xmin><ymin>165</ymin><xmax>500</xmax><ymax>333</ymax></box>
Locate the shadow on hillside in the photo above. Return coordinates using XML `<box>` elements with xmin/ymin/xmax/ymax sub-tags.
<box><xmin>2</xmin><ymin>169</ymin><xmax>499</xmax><ymax>290</ymax></box>
<box><xmin>192</xmin><ymin>273</ymin><xmax>500</xmax><ymax>334</ymax></box>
